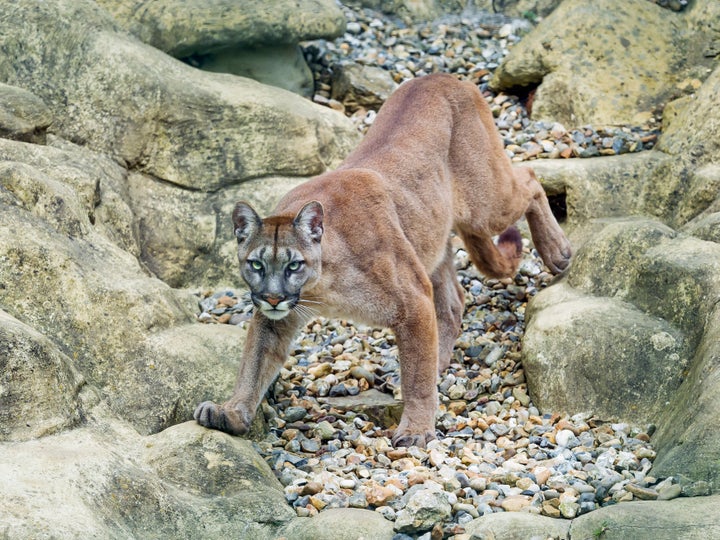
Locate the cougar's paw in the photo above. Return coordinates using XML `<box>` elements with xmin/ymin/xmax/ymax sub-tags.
<box><xmin>546</xmin><ymin>238</ymin><xmax>572</xmax><ymax>274</ymax></box>
<box><xmin>392</xmin><ymin>428</ymin><xmax>436</xmax><ymax>448</ymax></box>
<box><xmin>194</xmin><ymin>401</ymin><xmax>251</xmax><ymax>436</ymax></box>
<box><xmin>537</xmin><ymin>234</ymin><xmax>572</xmax><ymax>274</ymax></box>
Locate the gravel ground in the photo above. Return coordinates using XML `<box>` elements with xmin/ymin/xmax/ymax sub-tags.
<box><xmin>194</xmin><ymin>3</ymin><xmax>703</xmax><ymax>538</ymax></box>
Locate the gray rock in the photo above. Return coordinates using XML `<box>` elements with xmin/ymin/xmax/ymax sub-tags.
<box><xmin>0</xmin><ymin>418</ymin><xmax>294</xmax><ymax>539</ymax></box>
<box><xmin>523</xmin><ymin>281</ymin><xmax>689</xmax><ymax>425</ymax></box>
<box><xmin>0</xmin><ymin>310</ymin><xmax>84</xmax><ymax>441</ymax></box>
<box><xmin>570</xmin><ymin>496</ymin><xmax>720</xmax><ymax>540</ymax></box>
<box><xmin>0</xmin><ymin>82</ymin><xmax>52</xmax><ymax>143</ymax></box>
<box><xmin>394</xmin><ymin>488</ymin><xmax>452</xmax><ymax>534</ymax></box>
<box><xmin>331</xmin><ymin>63</ymin><xmax>398</xmax><ymax>111</ymax></box>
<box><xmin>279</xmin><ymin>508</ymin><xmax>395</xmax><ymax>540</ymax></box>
<box><xmin>96</xmin><ymin>0</ymin><xmax>346</xmax><ymax>95</ymax></box>
<box><xmin>97</xmin><ymin>0</ymin><xmax>346</xmax><ymax>58</ymax></box>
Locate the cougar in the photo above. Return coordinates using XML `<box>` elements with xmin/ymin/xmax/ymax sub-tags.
<box><xmin>195</xmin><ymin>73</ymin><xmax>571</xmax><ymax>447</ymax></box>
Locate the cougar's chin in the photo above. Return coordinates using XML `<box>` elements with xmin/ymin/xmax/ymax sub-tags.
<box><xmin>260</xmin><ymin>307</ymin><xmax>291</xmax><ymax>320</ymax></box>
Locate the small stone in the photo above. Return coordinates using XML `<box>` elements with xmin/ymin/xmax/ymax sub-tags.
<box><xmin>500</xmin><ymin>494</ymin><xmax>531</xmax><ymax>512</ymax></box>
<box><xmin>300</xmin><ymin>438</ymin><xmax>320</xmax><ymax>453</ymax></box>
<box><xmin>394</xmin><ymin>489</ymin><xmax>451</xmax><ymax>534</ymax></box>
<box><xmin>284</xmin><ymin>406</ymin><xmax>307</xmax><ymax>422</ymax></box>
<box><xmin>349</xmin><ymin>492</ymin><xmax>368</xmax><ymax>508</ymax></box>
<box><xmin>558</xmin><ymin>501</ymin><xmax>580</xmax><ymax>518</ymax></box>
<box><xmin>308</xmin><ymin>363</ymin><xmax>332</xmax><ymax>378</ymax></box>
<box><xmin>197</xmin><ymin>312</ymin><xmax>213</xmax><ymax>323</ymax></box>
<box><xmin>657</xmin><ymin>483</ymin><xmax>682</xmax><ymax>501</ymax></box>
<box><xmin>314</xmin><ymin>421</ymin><xmax>336</xmax><ymax>440</ymax></box>
<box><xmin>301</xmin><ymin>481</ymin><xmax>323</xmax><ymax>496</ymax></box>
<box><xmin>555</xmin><ymin>429</ymin><xmax>575</xmax><ymax>448</ymax></box>
<box><xmin>515</xmin><ymin>477</ymin><xmax>536</xmax><ymax>491</ymax></box>
<box><xmin>542</xmin><ymin>500</ymin><xmax>561</xmax><ymax>518</ymax></box>
<box><xmin>625</xmin><ymin>484</ymin><xmax>658</xmax><ymax>500</ymax></box>
<box><xmin>364</xmin><ymin>482</ymin><xmax>399</xmax><ymax>506</ymax></box>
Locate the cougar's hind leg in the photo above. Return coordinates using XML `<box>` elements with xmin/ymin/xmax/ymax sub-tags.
<box><xmin>458</xmin><ymin>225</ymin><xmax>523</xmax><ymax>279</ymax></box>
<box><xmin>516</xmin><ymin>167</ymin><xmax>572</xmax><ymax>273</ymax></box>
<box><xmin>431</xmin><ymin>241</ymin><xmax>464</xmax><ymax>374</ymax></box>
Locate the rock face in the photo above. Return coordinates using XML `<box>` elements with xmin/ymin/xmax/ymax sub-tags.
<box><xmin>0</xmin><ymin>2</ymin><xmax>364</xmax><ymax>536</ymax></box>
<box><xmin>96</xmin><ymin>0</ymin><xmax>347</xmax><ymax>95</ymax></box>
<box><xmin>523</xmin><ymin>58</ymin><xmax>720</xmax><ymax>492</ymax></box>
<box><xmin>0</xmin><ymin>0</ymin><xmax>358</xmax><ymax>193</ymax></box>
<box><xmin>491</xmin><ymin>0</ymin><xmax>719</xmax><ymax>126</ymax></box>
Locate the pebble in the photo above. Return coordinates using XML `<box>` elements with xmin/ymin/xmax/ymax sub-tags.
<box><xmin>193</xmin><ymin>2</ymin><xmax>670</xmax><ymax>532</ymax></box>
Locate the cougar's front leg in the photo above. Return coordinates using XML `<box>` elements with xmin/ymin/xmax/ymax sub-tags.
<box><xmin>194</xmin><ymin>312</ymin><xmax>300</xmax><ymax>436</ymax></box>
<box><xmin>516</xmin><ymin>167</ymin><xmax>572</xmax><ymax>273</ymax></box>
<box><xmin>391</xmin><ymin>291</ymin><xmax>440</xmax><ymax>448</ymax></box>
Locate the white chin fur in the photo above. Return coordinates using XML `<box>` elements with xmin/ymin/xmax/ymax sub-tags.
<box><xmin>260</xmin><ymin>307</ymin><xmax>291</xmax><ymax>320</ymax></box>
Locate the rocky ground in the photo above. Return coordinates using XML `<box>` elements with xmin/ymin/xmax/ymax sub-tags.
<box><xmin>302</xmin><ymin>4</ymin><xmax>661</xmax><ymax>162</ymax></box>
<box><xmin>195</xmin><ymin>3</ymin><xmax>707</xmax><ymax>538</ymax></box>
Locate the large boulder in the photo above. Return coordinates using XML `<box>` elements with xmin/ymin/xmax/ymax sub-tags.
<box><xmin>0</xmin><ymin>417</ymin><xmax>296</xmax><ymax>539</ymax></box>
<box><xmin>523</xmin><ymin>281</ymin><xmax>690</xmax><ymax>425</ymax></box>
<box><xmin>491</xmin><ymin>0</ymin><xmax>719</xmax><ymax>127</ymax></box>
<box><xmin>96</xmin><ymin>0</ymin><xmax>346</xmax><ymax>95</ymax></box>
<box><xmin>127</xmin><ymin>172</ymin><xmax>307</xmax><ymax>287</ymax></box>
<box><xmin>0</xmin><ymin>137</ymin><xmax>249</xmax><ymax>435</ymax></box>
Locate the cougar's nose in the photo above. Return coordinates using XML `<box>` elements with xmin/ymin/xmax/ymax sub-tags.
<box><xmin>262</xmin><ymin>293</ymin><xmax>285</xmax><ymax>307</ymax></box>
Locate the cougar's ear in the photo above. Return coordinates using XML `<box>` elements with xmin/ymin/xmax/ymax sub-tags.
<box><xmin>232</xmin><ymin>202</ymin><xmax>262</xmax><ymax>244</ymax></box>
<box><xmin>294</xmin><ymin>201</ymin><xmax>324</xmax><ymax>243</ymax></box>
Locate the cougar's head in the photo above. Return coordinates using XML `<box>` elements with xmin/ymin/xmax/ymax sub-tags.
<box><xmin>232</xmin><ymin>201</ymin><xmax>324</xmax><ymax>321</ymax></box>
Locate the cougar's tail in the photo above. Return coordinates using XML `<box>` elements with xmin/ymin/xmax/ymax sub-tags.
<box><xmin>458</xmin><ymin>225</ymin><xmax>523</xmax><ymax>279</ymax></box>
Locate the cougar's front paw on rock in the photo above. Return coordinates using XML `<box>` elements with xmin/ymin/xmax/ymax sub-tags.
<box><xmin>539</xmin><ymin>236</ymin><xmax>572</xmax><ymax>274</ymax></box>
<box><xmin>194</xmin><ymin>401</ymin><xmax>250</xmax><ymax>436</ymax></box>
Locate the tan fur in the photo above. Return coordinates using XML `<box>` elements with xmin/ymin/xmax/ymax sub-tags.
<box><xmin>195</xmin><ymin>73</ymin><xmax>571</xmax><ymax>447</ymax></box>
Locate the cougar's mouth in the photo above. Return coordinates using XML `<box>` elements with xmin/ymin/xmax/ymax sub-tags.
<box><xmin>260</xmin><ymin>305</ymin><xmax>291</xmax><ymax>320</ymax></box>
<box><xmin>252</xmin><ymin>294</ymin><xmax>296</xmax><ymax>320</ymax></box>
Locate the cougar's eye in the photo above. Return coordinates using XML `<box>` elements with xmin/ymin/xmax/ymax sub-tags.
<box><xmin>249</xmin><ymin>260</ymin><xmax>263</xmax><ymax>272</ymax></box>
<box><xmin>287</xmin><ymin>261</ymin><xmax>302</xmax><ymax>272</ymax></box>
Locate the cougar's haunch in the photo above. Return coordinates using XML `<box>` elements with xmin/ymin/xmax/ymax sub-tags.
<box><xmin>194</xmin><ymin>73</ymin><xmax>572</xmax><ymax>447</ymax></box>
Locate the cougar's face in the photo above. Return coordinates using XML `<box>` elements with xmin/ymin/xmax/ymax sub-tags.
<box><xmin>241</xmin><ymin>241</ymin><xmax>319</xmax><ymax>320</ymax></box>
<box><xmin>232</xmin><ymin>201</ymin><xmax>324</xmax><ymax>321</ymax></box>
